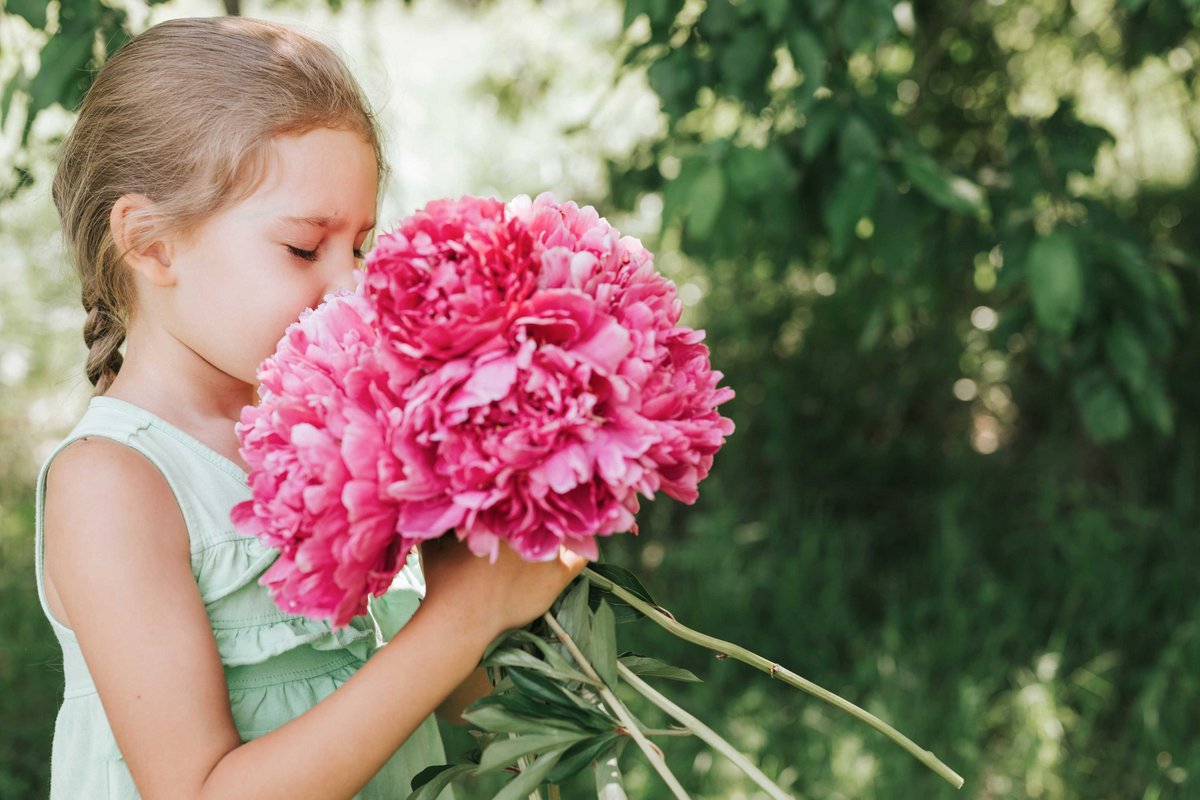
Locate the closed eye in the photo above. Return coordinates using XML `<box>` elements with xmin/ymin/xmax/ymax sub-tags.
<box><xmin>286</xmin><ymin>245</ymin><xmax>319</xmax><ymax>262</ymax></box>
<box><xmin>287</xmin><ymin>245</ymin><xmax>366</xmax><ymax>262</ymax></box>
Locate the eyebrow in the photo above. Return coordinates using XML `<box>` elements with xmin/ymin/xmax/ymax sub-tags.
<box><xmin>280</xmin><ymin>215</ymin><xmax>376</xmax><ymax>232</ymax></box>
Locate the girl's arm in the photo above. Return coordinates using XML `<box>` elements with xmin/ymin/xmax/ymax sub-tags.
<box><xmin>436</xmin><ymin>666</ymin><xmax>495</xmax><ymax>725</ymax></box>
<box><xmin>45</xmin><ymin>437</ymin><xmax>582</xmax><ymax>800</ymax></box>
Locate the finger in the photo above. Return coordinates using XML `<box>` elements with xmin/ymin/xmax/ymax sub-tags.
<box><xmin>558</xmin><ymin>547</ymin><xmax>589</xmax><ymax>574</ymax></box>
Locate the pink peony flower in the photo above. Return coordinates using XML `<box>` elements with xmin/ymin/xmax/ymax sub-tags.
<box><xmin>385</xmin><ymin>290</ymin><xmax>658</xmax><ymax>563</ymax></box>
<box><xmin>362</xmin><ymin>196</ymin><xmax>540</xmax><ymax>364</ymax></box>
<box><xmin>232</xmin><ymin>289</ymin><xmax>423</xmax><ymax>625</ymax></box>
<box><xmin>233</xmin><ymin>194</ymin><xmax>734</xmax><ymax>627</ymax></box>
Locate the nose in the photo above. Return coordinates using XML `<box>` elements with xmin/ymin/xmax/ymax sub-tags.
<box><xmin>323</xmin><ymin>253</ymin><xmax>361</xmax><ymax>297</ymax></box>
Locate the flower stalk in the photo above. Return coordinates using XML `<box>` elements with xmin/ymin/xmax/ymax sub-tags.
<box><xmin>617</xmin><ymin>662</ymin><xmax>793</xmax><ymax>800</ymax></box>
<box><xmin>584</xmin><ymin>568</ymin><xmax>965</xmax><ymax>790</ymax></box>
<box><xmin>541</xmin><ymin>612</ymin><xmax>691</xmax><ymax>800</ymax></box>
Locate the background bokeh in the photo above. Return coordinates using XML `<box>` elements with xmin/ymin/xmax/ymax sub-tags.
<box><xmin>2</xmin><ymin>0</ymin><xmax>1198</xmax><ymax>797</ymax></box>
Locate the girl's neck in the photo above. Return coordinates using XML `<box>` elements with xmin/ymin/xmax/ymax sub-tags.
<box><xmin>99</xmin><ymin>321</ymin><xmax>258</xmax><ymax>471</ymax></box>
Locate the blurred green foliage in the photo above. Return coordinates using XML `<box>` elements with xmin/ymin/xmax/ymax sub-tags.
<box><xmin>3</xmin><ymin>0</ymin><xmax>166</xmax><ymax>154</ymax></box>
<box><xmin>595</xmin><ymin>0</ymin><xmax>1200</xmax><ymax>797</ymax></box>
<box><xmin>3</xmin><ymin>0</ymin><xmax>1199</xmax><ymax>797</ymax></box>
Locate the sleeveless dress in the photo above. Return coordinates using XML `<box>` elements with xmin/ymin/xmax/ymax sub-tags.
<box><xmin>33</xmin><ymin>394</ymin><xmax>452</xmax><ymax>799</ymax></box>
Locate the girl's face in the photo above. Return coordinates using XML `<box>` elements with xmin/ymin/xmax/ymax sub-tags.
<box><xmin>164</xmin><ymin>127</ymin><xmax>378</xmax><ymax>389</ymax></box>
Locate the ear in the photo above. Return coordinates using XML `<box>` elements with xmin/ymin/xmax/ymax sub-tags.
<box><xmin>109</xmin><ymin>194</ymin><xmax>174</xmax><ymax>286</ymax></box>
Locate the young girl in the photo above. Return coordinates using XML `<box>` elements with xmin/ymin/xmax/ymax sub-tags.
<box><xmin>34</xmin><ymin>16</ymin><xmax>584</xmax><ymax>800</ymax></box>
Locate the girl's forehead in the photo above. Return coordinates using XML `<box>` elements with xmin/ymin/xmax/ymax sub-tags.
<box><xmin>276</xmin><ymin>213</ymin><xmax>377</xmax><ymax>232</ymax></box>
<box><xmin>239</xmin><ymin>131</ymin><xmax>378</xmax><ymax>223</ymax></box>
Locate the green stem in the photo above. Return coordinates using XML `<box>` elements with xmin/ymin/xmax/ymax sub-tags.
<box><xmin>542</xmin><ymin>613</ymin><xmax>692</xmax><ymax>800</ymax></box>
<box><xmin>641</xmin><ymin>727</ymin><xmax>692</xmax><ymax>737</ymax></box>
<box><xmin>618</xmin><ymin>662</ymin><xmax>793</xmax><ymax>800</ymax></box>
<box><xmin>584</xmin><ymin>568</ymin><xmax>965</xmax><ymax>790</ymax></box>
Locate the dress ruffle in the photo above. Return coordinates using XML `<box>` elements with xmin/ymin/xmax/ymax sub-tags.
<box><xmin>214</xmin><ymin>614</ymin><xmax>376</xmax><ymax>666</ymax></box>
<box><xmin>194</xmin><ymin>535</ymin><xmax>279</xmax><ymax>605</ymax></box>
<box><xmin>227</xmin><ymin>662</ymin><xmax>361</xmax><ymax>739</ymax></box>
<box><xmin>195</xmin><ymin>534</ymin><xmax>378</xmax><ymax>667</ymax></box>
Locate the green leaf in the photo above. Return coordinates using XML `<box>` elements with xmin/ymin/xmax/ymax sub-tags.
<box><xmin>588</xmin><ymin>563</ymin><xmax>657</xmax><ymax>606</ymax></box>
<box><xmin>475</xmin><ymin>688</ymin><xmax>602</xmax><ymax>729</ymax></box>
<box><xmin>550</xmin><ymin>735</ymin><xmax>621</xmax><ymax>784</ymax></box>
<box><xmin>460</xmin><ymin>704</ymin><xmax>545</xmax><ymax>735</ymax></box>
<box><xmin>1105</xmin><ymin>321</ymin><xmax>1151</xmax><ymax>389</ymax></box>
<box><xmin>404</xmin><ymin>764</ymin><xmax>476</xmax><ymax>800</ymax></box>
<box><xmin>483</xmin><ymin>647</ymin><xmax>592</xmax><ymax>685</ymax></box>
<box><xmin>618</xmin><ymin>654</ymin><xmax>701</xmax><ymax>683</ymax></box>
<box><xmin>624</xmin><ymin>0</ymin><xmax>680</xmax><ymax>36</ymax></box>
<box><xmin>686</xmin><ymin>162</ymin><xmax>726</xmax><ymax>240</ymax></box>
<box><xmin>802</xmin><ymin>100</ymin><xmax>838</xmax><ymax>161</ymax></box>
<box><xmin>506</xmin><ymin>668</ymin><xmax>596</xmax><ymax>716</ymax></box>
<box><xmin>761</xmin><ymin>0</ymin><xmax>789</xmax><ymax>31</ymax></box>
<box><xmin>1157</xmin><ymin>267</ymin><xmax>1187</xmax><ymax>325</ymax></box>
<box><xmin>493</xmin><ymin>748</ymin><xmax>569</xmax><ymax>800</ymax></box>
<box><xmin>857</xmin><ymin>304</ymin><xmax>887</xmax><ymax>352</ymax></box>
<box><xmin>479</xmin><ymin>731</ymin><xmax>592</xmax><ymax>774</ymax></box>
<box><xmin>556</xmin><ymin>578</ymin><xmax>592</xmax><ymax>656</ymax></box>
<box><xmin>1131</xmin><ymin>378</ymin><xmax>1174</xmax><ymax>435</ymax></box>
<box><xmin>1027</xmin><ymin>231</ymin><xmax>1084</xmax><ymax>339</ymax></box>
<box><xmin>1043</xmin><ymin>106</ymin><xmax>1113</xmax><ymax>179</ymax></box>
<box><xmin>589</xmin><ymin>601</ymin><xmax>618</xmax><ymax>687</ymax></box>
<box><xmin>462</xmin><ymin>701</ymin><xmax>586</xmax><ymax>735</ymax></box>
<box><xmin>728</xmin><ymin>146</ymin><xmax>776</xmax><ymax>199</ymax></box>
<box><xmin>788</xmin><ymin>27</ymin><xmax>826</xmax><ymax>93</ymax></box>
<box><xmin>823</xmin><ymin>161</ymin><xmax>880</xmax><ymax>259</ymax></box>
<box><xmin>718</xmin><ymin>26</ymin><xmax>772</xmax><ymax>97</ymax></box>
<box><xmin>900</xmin><ymin>153</ymin><xmax>986</xmax><ymax>216</ymax></box>
<box><xmin>647</xmin><ymin>48</ymin><xmax>696</xmax><ymax>121</ymax></box>
<box><xmin>836</xmin><ymin>0</ymin><xmax>895</xmax><ymax>50</ymax></box>
<box><xmin>27</xmin><ymin>31</ymin><xmax>95</xmax><ymax>121</ymax></box>
<box><xmin>624</xmin><ymin>0</ymin><xmax>650</xmax><ymax>29</ymax></box>
<box><xmin>838</xmin><ymin>115</ymin><xmax>883</xmax><ymax>165</ymax></box>
<box><xmin>1073</xmin><ymin>371</ymin><xmax>1131</xmax><ymax>443</ymax></box>
<box><xmin>869</xmin><ymin>172</ymin><xmax>920</xmax><ymax>276</ymax></box>
<box><xmin>1109</xmin><ymin>238</ymin><xmax>1158</xmax><ymax>304</ymax></box>
<box><xmin>488</xmin><ymin>629</ymin><xmax>590</xmax><ymax>681</ymax></box>
<box><xmin>698</xmin><ymin>0</ymin><xmax>738</xmax><ymax>37</ymax></box>
<box><xmin>660</xmin><ymin>160</ymin><xmax>696</xmax><ymax>232</ymax></box>
<box><xmin>6</xmin><ymin>0</ymin><xmax>49</xmax><ymax>28</ymax></box>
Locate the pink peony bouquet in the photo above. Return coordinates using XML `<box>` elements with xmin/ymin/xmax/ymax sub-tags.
<box><xmin>232</xmin><ymin>194</ymin><xmax>961</xmax><ymax>798</ymax></box>
<box><xmin>231</xmin><ymin>193</ymin><xmax>733</xmax><ymax>626</ymax></box>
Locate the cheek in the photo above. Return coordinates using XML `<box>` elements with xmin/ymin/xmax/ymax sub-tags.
<box><xmin>251</xmin><ymin>286</ymin><xmax>324</xmax><ymax>358</ymax></box>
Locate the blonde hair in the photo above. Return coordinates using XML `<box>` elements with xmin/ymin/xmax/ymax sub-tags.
<box><xmin>52</xmin><ymin>16</ymin><xmax>386</xmax><ymax>395</ymax></box>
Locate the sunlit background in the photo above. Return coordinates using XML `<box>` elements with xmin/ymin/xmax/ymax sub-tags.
<box><xmin>3</xmin><ymin>0</ymin><xmax>1199</xmax><ymax>797</ymax></box>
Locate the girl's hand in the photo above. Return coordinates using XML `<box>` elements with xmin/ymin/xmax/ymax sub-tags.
<box><xmin>418</xmin><ymin>536</ymin><xmax>588</xmax><ymax>642</ymax></box>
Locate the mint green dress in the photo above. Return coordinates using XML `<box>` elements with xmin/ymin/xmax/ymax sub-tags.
<box><xmin>33</xmin><ymin>394</ymin><xmax>451</xmax><ymax>799</ymax></box>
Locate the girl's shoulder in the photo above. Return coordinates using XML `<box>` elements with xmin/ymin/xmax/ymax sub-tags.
<box><xmin>43</xmin><ymin>432</ymin><xmax>192</xmax><ymax>564</ymax></box>
<box><xmin>46</xmin><ymin>434</ymin><xmax>185</xmax><ymax>523</ymax></box>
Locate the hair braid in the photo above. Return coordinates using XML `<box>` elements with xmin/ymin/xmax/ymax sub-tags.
<box><xmin>82</xmin><ymin>297</ymin><xmax>126</xmax><ymax>395</ymax></box>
